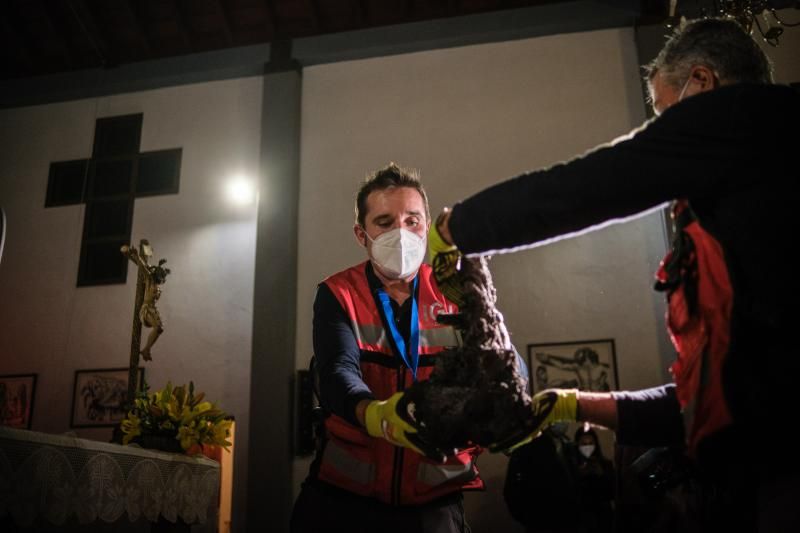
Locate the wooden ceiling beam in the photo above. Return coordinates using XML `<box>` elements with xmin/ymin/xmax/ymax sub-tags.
<box><xmin>263</xmin><ymin>0</ymin><xmax>279</xmax><ymax>37</ymax></box>
<box><xmin>308</xmin><ymin>0</ymin><xmax>323</xmax><ymax>33</ymax></box>
<box><xmin>448</xmin><ymin>0</ymin><xmax>461</xmax><ymax>16</ymax></box>
<box><xmin>38</xmin><ymin>0</ymin><xmax>75</xmax><ymax>68</ymax></box>
<box><xmin>123</xmin><ymin>0</ymin><xmax>153</xmax><ymax>57</ymax></box>
<box><xmin>67</xmin><ymin>0</ymin><xmax>114</xmax><ymax>68</ymax></box>
<box><xmin>215</xmin><ymin>0</ymin><xmax>235</xmax><ymax>46</ymax></box>
<box><xmin>358</xmin><ymin>0</ymin><xmax>370</xmax><ymax>26</ymax></box>
<box><xmin>0</xmin><ymin>12</ymin><xmax>35</xmax><ymax>74</ymax></box>
<box><xmin>172</xmin><ymin>0</ymin><xmax>195</xmax><ymax>52</ymax></box>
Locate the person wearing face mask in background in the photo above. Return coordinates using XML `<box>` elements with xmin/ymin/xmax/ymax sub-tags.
<box><xmin>290</xmin><ymin>163</ymin><xmax>483</xmax><ymax>533</ymax></box>
<box><xmin>573</xmin><ymin>425</ymin><xmax>614</xmax><ymax>533</ymax></box>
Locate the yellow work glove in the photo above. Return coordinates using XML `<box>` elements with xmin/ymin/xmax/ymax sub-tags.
<box><xmin>365</xmin><ymin>392</ymin><xmax>425</xmax><ymax>455</ymax></box>
<box><xmin>489</xmin><ymin>389</ymin><xmax>579</xmax><ymax>453</ymax></box>
<box><xmin>428</xmin><ymin>212</ymin><xmax>465</xmax><ymax>307</ymax></box>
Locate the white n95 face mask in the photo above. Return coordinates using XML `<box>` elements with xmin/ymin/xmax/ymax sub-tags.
<box><xmin>579</xmin><ymin>444</ymin><xmax>596</xmax><ymax>458</ymax></box>
<box><xmin>366</xmin><ymin>228</ymin><xmax>426</xmax><ymax>279</ymax></box>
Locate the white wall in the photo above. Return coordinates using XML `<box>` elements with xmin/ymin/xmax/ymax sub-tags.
<box><xmin>295</xmin><ymin>27</ymin><xmax>666</xmax><ymax>532</ymax></box>
<box><xmin>0</xmin><ymin>77</ymin><xmax>261</xmax><ymax>529</ymax></box>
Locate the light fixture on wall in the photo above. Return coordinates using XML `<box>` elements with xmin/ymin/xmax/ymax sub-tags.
<box><xmin>666</xmin><ymin>0</ymin><xmax>800</xmax><ymax>46</ymax></box>
<box><xmin>225</xmin><ymin>176</ymin><xmax>257</xmax><ymax>206</ymax></box>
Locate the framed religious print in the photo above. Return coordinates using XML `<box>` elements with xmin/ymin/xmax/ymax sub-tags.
<box><xmin>0</xmin><ymin>374</ymin><xmax>37</xmax><ymax>429</ymax></box>
<box><xmin>70</xmin><ymin>367</ymin><xmax>144</xmax><ymax>428</ymax></box>
<box><xmin>527</xmin><ymin>339</ymin><xmax>619</xmax><ymax>395</ymax></box>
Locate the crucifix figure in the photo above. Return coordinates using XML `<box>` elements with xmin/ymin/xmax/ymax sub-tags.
<box><xmin>122</xmin><ymin>239</ymin><xmax>170</xmax><ymax>361</ymax></box>
<box><xmin>121</xmin><ymin>239</ymin><xmax>170</xmax><ymax>404</ymax></box>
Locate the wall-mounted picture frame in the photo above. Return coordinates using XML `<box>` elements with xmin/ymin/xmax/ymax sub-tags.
<box><xmin>0</xmin><ymin>373</ymin><xmax>37</xmax><ymax>429</ymax></box>
<box><xmin>527</xmin><ymin>339</ymin><xmax>619</xmax><ymax>395</ymax></box>
<box><xmin>70</xmin><ymin>367</ymin><xmax>144</xmax><ymax>428</ymax></box>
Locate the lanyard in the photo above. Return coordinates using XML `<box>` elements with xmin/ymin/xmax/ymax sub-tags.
<box><xmin>376</xmin><ymin>276</ymin><xmax>420</xmax><ymax>381</ymax></box>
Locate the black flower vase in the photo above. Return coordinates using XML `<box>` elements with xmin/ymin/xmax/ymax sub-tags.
<box><xmin>138</xmin><ymin>434</ymin><xmax>184</xmax><ymax>454</ymax></box>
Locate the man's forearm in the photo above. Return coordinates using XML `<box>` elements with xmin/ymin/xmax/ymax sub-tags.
<box><xmin>314</xmin><ymin>284</ymin><xmax>375</xmax><ymax>426</ymax></box>
<box><xmin>576</xmin><ymin>391</ymin><xmax>618</xmax><ymax>430</ymax></box>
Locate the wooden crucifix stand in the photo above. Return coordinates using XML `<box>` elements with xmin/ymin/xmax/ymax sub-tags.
<box><xmin>121</xmin><ymin>239</ymin><xmax>169</xmax><ymax>408</ymax></box>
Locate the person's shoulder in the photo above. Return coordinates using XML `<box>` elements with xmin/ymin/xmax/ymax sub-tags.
<box><xmin>755</xmin><ymin>84</ymin><xmax>800</xmax><ymax>119</ymax></box>
<box><xmin>321</xmin><ymin>261</ymin><xmax>368</xmax><ymax>286</ymax></box>
<box><xmin>722</xmin><ymin>84</ymin><xmax>799</xmax><ymax>135</ymax></box>
<box><xmin>317</xmin><ymin>262</ymin><xmax>373</xmax><ymax>311</ymax></box>
<box><xmin>684</xmin><ymin>83</ymin><xmax>797</xmax><ymax>113</ymax></box>
<box><xmin>730</xmin><ymin>83</ymin><xmax>797</xmax><ymax>98</ymax></box>
<box><xmin>657</xmin><ymin>83</ymin><xmax>796</xmax><ymax>133</ymax></box>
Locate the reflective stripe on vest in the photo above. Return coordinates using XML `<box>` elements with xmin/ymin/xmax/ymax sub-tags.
<box><xmin>322</xmin><ymin>437</ymin><xmax>476</xmax><ymax>489</ymax></box>
<box><xmin>418</xmin><ymin>460</ymin><xmax>477</xmax><ymax>487</ymax></box>
<box><xmin>322</xmin><ymin>439</ymin><xmax>375</xmax><ymax>486</ymax></box>
<box><xmin>350</xmin><ymin>321</ymin><xmax>461</xmax><ymax>351</ymax></box>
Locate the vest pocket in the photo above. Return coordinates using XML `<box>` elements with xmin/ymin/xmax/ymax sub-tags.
<box><xmin>318</xmin><ymin>419</ymin><xmax>376</xmax><ymax>497</ymax></box>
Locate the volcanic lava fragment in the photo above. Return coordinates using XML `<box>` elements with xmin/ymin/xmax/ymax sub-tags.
<box><xmin>402</xmin><ymin>256</ymin><xmax>535</xmax><ymax>454</ymax></box>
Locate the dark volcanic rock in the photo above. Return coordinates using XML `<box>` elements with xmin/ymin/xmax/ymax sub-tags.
<box><xmin>401</xmin><ymin>256</ymin><xmax>535</xmax><ymax>454</ymax></box>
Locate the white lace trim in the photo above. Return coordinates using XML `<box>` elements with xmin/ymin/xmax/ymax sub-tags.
<box><xmin>0</xmin><ymin>426</ymin><xmax>220</xmax><ymax>527</ymax></box>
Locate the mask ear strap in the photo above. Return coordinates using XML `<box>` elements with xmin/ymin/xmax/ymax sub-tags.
<box><xmin>355</xmin><ymin>225</ymin><xmax>370</xmax><ymax>247</ymax></box>
<box><xmin>677</xmin><ymin>75</ymin><xmax>692</xmax><ymax>101</ymax></box>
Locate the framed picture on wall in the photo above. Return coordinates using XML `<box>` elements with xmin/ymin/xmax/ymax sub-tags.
<box><xmin>527</xmin><ymin>339</ymin><xmax>619</xmax><ymax>395</ymax></box>
<box><xmin>0</xmin><ymin>373</ymin><xmax>37</xmax><ymax>429</ymax></box>
<box><xmin>70</xmin><ymin>368</ymin><xmax>144</xmax><ymax>428</ymax></box>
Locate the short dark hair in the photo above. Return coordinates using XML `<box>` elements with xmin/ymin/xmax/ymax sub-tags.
<box><xmin>575</xmin><ymin>425</ymin><xmax>598</xmax><ymax>443</ymax></box>
<box><xmin>645</xmin><ymin>18</ymin><xmax>773</xmax><ymax>89</ymax></box>
<box><xmin>574</xmin><ymin>425</ymin><xmax>603</xmax><ymax>458</ymax></box>
<box><xmin>354</xmin><ymin>163</ymin><xmax>430</xmax><ymax>227</ymax></box>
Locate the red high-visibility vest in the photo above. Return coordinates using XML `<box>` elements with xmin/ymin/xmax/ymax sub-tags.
<box><xmin>656</xmin><ymin>201</ymin><xmax>734</xmax><ymax>455</ymax></box>
<box><xmin>318</xmin><ymin>261</ymin><xmax>485</xmax><ymax>505</ymax></box>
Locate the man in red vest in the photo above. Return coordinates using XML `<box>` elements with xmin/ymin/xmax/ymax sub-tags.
<box><xmin>428</xmin><ymin>17</ymin><xmax>798</xmax><ymax>532</ymax></box>
<box><xmin>291</xmin><ymin>163</ymin><xmax>484</xmax><ymax>533</ymax></box>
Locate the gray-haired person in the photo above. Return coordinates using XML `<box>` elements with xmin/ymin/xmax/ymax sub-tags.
<box><xmin>429</xmin><ymin>18</ymin><xmax>798</xmax><ymax>531</ymax></box>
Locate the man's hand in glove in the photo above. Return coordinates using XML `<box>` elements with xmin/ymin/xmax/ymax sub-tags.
<box><xmin>363</xmin><ymin>392</ymin><xmax>433</xmax><ymax>456</ymax></box>
<box><xmin>429</xmin><ymin>208</ymin><xmax>465</xmax><ymax>307</ymax></box>
<box><xmin>489</xmin><ymin>388</ymin><xmax>579</xmax><ymax>453</ymax></box>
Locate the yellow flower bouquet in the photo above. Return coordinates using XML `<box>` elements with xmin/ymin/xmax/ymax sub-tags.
<box><xmin>121</xmin><ymin>381</ymin><xmax>232</xmax><ymax>453</ymax></box>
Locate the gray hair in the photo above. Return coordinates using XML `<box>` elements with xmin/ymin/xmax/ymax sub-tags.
<box><xmin>645</xmin><ymin>18</ymin><xmax>773</xmax><ymax>90</ymax></box>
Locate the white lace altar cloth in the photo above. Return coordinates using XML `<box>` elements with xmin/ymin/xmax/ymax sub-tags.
<box><xmin>0</xmin><ymin>426</ymin><xmax>220</xmax><ymax>528</ymax></box>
